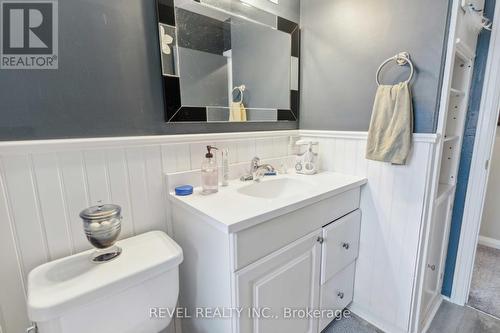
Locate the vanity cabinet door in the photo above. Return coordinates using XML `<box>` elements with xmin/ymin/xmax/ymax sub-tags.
<box><xmin>234</xmin><ymin>230</ymin><xmax>322</xmax><ymax>333</ymax></box>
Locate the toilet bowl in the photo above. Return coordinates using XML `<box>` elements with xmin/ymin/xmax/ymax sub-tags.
<box><xmin>27</xmin><ymin>231</ymin><xmax>183</xmax><ymax>333</ymax></box>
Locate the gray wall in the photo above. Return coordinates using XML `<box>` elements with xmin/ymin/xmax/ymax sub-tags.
<box><xmin>0</xmin><ymin>0</ymin><xmax>296</xmax><ymax>141</ymax></box>
<box><xmin>300</xmin><ymin>0</ymin><xmax>451</xmax><ymax>133</ymax></box>
<box><xmin>0</xmin><ymin>0</ymin><xmax>164</xmax><ymax>140</ymax></box>
<box><xmin>481</xmin><ymin>132</ymin><xmax>500</xmax><ymax>241</ymax></box>
<box><xmin>0</xmin><ymin>0</ymin><xmax>451</xmax><ymax>140</ymax></box>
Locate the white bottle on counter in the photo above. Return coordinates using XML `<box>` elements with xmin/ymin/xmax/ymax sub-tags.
<box><xmin>221</xmin><ymin>148</ymin><xmax>229</xmax><ymax>186</ymax></box>
<box><xmin>201</xmin><ymin>146</ymin><xmax>219</xmax><ymax>195</ymax></box>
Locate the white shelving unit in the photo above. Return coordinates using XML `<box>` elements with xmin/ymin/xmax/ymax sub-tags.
<box><xmin>437</xmin><ymin>39</ymin><xmax>475</xmax><ymax>197</ymax></box>
<box><xmin>413</xmin><ymin>0</ymin><xmax>485</xmax><ymax>332</ymax></box>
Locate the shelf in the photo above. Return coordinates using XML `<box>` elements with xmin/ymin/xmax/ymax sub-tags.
<box><xmin>439</xmin><ymin>138</ymin><xmax>460</xmax><ymax>185</ymax></box>
<box><xmin>450</xmin><ymin>88</ymin><xmax>466</xmax><ymax>97</ymax></box>
<box><xmin>435</xmin><ymin>183</ymin><xmax>456</xmax><ymax>204</ymax></box>
<box><xmin>443</xmin><ymin>135</ymin><xmax>460</xmax><ymax>143</ymax></box>
<box><xmin>455</xmin><ymin>38</ymin><xmax>476</xmax><ymax>61</ymax></box>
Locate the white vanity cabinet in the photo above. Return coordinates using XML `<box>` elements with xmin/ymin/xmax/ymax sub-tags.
<box><xmin>234</xmin><ymin>211</ymin><xmax>361</xmax><ymax>333</ymax></box>
<box><xmin>169</xmin><ymin>176</ymin><xmax>365</xmax><ymax>333</ymax></box>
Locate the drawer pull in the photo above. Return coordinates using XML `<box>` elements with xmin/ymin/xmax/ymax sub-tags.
<box><xmin>427</xmin><ymin>264</ymin><xmax>436</xmax><ymax>271</ymax></box>
<box><xmin>342</xmin><ymin>242</ymin><xmax>350</xmax><ymax>250</ymax></box>
<box><xmin>337</xmin><ymin>292</ymin><xmax>345</xmax><ymax>299</ymax></box>
<box><xmin>317</xmin><ymin>236</ymin><xmax>324</xmax><ymax>244</ymax></box>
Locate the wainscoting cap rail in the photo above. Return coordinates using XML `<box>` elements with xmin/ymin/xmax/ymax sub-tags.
<box><xmin>0</xmin><ymin>130</ymin><xmax>439</xmax><ymax>155</ymax></box>
<box><xmin>0</xmin><ymin>130</ymin><xmax>299</xmax><ymax>155</ymax></box>
<box><xmin>299</xmin><ymin>130</ymin><xmax>440</xmax><ymax>143</ymax></box>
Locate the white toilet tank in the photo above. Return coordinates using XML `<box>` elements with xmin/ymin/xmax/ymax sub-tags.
<box><xmin>27</xmin><ymin>231</ymin><xmax>183</xmax><ymax>333</ymax></box>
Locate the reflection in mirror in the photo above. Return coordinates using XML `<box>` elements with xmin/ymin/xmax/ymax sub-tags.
<box><xmin>159</xmin><ymin>24</ymin><xmax>177</xmax><ymax>76</ymax></box>
<box><xmin>156</xmin><ymin>0</ymin><xmax>300</xmax><ymax>123</ymax></box>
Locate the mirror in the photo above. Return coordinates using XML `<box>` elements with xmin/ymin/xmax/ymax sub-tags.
<box><xmin>156</xmin><ymin>0</ymin><xmax>300</xmax><ymax>123</ymax></box>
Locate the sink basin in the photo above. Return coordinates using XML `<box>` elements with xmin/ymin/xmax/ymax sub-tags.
<box><xmin>237</xmin><ymin>177</ymin><xmax>314</xmax><ymax>199</ymax></box>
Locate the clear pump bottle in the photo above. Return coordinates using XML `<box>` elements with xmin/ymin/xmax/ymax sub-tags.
<box><xmin>201</xmin><ymin>146</ymin><xmax>219</xmax><ymax>194</ymax></box>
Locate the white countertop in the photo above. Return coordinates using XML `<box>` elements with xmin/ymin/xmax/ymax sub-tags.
<box><xmin>169</xmin><ymin>172</ymin><xmax>367</xmax><ymax>233</ymax></box>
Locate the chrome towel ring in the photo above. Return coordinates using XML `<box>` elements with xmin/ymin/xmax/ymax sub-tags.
<box><xmin>376</xmin><ymin>52</ymin><xmax>414</xmax><ymax>86</ymax></box>
<box><xmin>232</xmin><ymin>85</ymin><xmax>246</xmax><ymax>103</ymax></box>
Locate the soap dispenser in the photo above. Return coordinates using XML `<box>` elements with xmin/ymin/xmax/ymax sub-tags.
<box><xmin>201</xmin><ymin>145</ymin><xmax>219</xmax><ymax>194</ymax></box>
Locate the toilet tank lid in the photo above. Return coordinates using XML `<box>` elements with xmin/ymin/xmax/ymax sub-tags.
<box><xmin>27</xmin><ymin>231</ymin><xmax>183</xmax><ymax>322</ymax></box>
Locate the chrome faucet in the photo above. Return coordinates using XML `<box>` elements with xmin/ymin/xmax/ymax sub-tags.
<box><xmin>240</xmin><ymin>157</ymin><xmax>276</xmax><ymax>182</ymax></box>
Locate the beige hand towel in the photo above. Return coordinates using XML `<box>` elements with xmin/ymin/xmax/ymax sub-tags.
<box><xmin>229</xmin><ymin>102</ymin><xmax>247</xmax><ymax>122</ymax></box>
<box><xmin>366</xmin><ymin>82</ymin><xmax>413</xmax><ymax>165</ymax></box>
<box><xmin>240</xmin><ymin>102</ymin><xmax>247</xmax><ymax>121</ymax></box>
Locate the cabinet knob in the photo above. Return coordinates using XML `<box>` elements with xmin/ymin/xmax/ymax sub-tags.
<box><xmin>427</xmin><ymin>264</ymin><xmax>436</xmax><ymax>271</ymax></box>
<box><xmin>317</xmin><ymin>236</ymin><xmax>324</xmax><ymax>244</ymax></box>
<box><xmin>337</xmin><ymin>292</ymin><xmax>345</xmax><ymax>299</ymax></box>
<box><xmin>342</xmin><ymin>242</ymin><xmax>350</xmax><ymax>250</ymax></box>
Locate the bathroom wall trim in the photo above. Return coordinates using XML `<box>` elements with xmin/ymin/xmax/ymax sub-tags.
<box><xmin>0</xmin><ymin>130</ymin><xmax>298</xmax><ymax>155</ymax></box>
<box><xmin>0</xmin><ymin>130</ymin><xmax>439</xmax><ymax>155</ymax></box>
<box><xmin>299</xmin><ymin>130</ymin><xmax>440</xmax><ymax>143</ymax></box>
<box><xmin>478</xmin><ymin>235</ymin><xmax>500</xmax><ymax>250</ymax></box>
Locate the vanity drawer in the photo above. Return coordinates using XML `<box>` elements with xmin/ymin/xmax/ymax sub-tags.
<box><xmin>233</xmin><ymin>188</ymin><xmax>360</xmax><ymax>271</ymax></box>
<box><xmin>320</xmin><ymin>210</ymin><xmax>361</xmax><ymax>284</ymax></box>
<box><xmin>319</xmin><ymin>262</ymin><xmax>356</xmax><ymax>332</ymax></box>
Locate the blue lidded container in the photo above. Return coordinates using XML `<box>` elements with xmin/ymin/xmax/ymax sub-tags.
<box><xmin>175</xmin><ymin>185</ymin><xmax>193</xmax><ymax>196</ymax></box>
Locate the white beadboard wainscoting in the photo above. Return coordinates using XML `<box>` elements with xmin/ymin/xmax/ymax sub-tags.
<box><xmin>0</xmin><ymin>130</ymin><xmax>439</xmax><ymax>333</ymax></box>
<box><xmin>0</xmin><ymin>131</ymin><xmax>295</xmax><ymax>333</ymax></box>
<box><xmin>301</xmin><ymin>130</ymin><xmax>439</xmax><ymax>333</ymax></box>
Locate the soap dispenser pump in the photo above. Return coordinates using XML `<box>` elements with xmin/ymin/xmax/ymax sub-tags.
<box><xmin>201</xmin><ymin>145</ymin><xmax>219</xmax><ymax>194</ymax></box>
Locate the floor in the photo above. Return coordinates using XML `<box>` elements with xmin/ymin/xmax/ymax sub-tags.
<box><xmin>324</xmin><ymin>301</ymin><xmax>500</xmax><ymax>333</ymax></box>
<box><xmin>468</xmin><ymin>244</ymin><xmax>500</xmax><ymax>318</ymax></box>
<box><xmin>324</xmin><ymin>313</ymin><xmax>382</xmax><ymax>333</ymax></box>
<box><xmin>427</xmin><ymin>301</ymin><xmax>500</xmax><ymax>333</ymax></box>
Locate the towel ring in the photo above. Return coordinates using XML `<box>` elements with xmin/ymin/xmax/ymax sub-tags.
<box><xmin>232</xmin><ymin>85</ymin><xmax>246</xmax><ymax>103</ymax></box>
<box><xmin>376</xmin><ymin>52</ymin><xmax>414</xmax><ymax>86</ymax></box>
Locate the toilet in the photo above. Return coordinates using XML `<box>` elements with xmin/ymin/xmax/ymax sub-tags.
<box><xmin>26</xmin><ymin>231</ymin><xmax>183</xmax><ymax>333</ymax></box>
